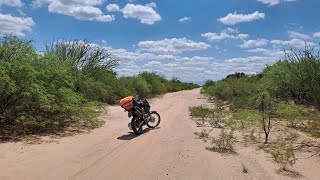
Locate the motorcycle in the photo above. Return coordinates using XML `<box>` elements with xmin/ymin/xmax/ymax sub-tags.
<box><xmin>126</xmin><ymin>105</ymin><xmax>161</xmax><ymax>135</ymax></box>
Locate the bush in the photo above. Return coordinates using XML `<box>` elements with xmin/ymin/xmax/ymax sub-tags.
<box><xmin>202</xmin><ymin>44</ymin><xmax>320</xmax><ymax>143</ymax></box>
<box><xmin>268</xmin><ymin>137</ymin><xmax>296</xmax><ymax>171</ymax></box>
<box><xmin>206</xmin><ymin>129</ymin><xmax>235</xmax><ymax>153</ymax></box>
<box><xmin>189</xmin><ymin>106</ymin><xmax>212</xmax><ymax>120</ymax></box>
<box><xmin>276</xmin><ymin>101</ymin><xmax>308</xmax><ymax>128</ymax></box>
<box><xmin>0</xmin><ymin>37</ymin><xmax>105</xmax><ymax>136</ymax></box>
<box><xmin>260</xmin><ymin>46</ymin><xmax>320</xmax><ymax>107</ymax></box>
<box><xmin>226</xmin><ymin>109</ymin><xmax>261</xmax><ymax>130</ymax></box>
<box><xmin>194</xmin><ymin>129</ymin><xmax>210</xmax><ymax>142</ymax></box>
<box><xmin>307</xmin><ymin>114</ymin><xmax>320</xmax><ymax>138</ymax></box>
<box><xmin>203</xmin><ymin>74</ymin><xmax>259</xmax><ymax>109</ymax></box>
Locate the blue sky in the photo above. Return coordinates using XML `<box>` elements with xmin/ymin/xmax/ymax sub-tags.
<box><xmin>1</xmin><ymin>0</ymin><xmax>320</xmax><ymax>84</ymax></box>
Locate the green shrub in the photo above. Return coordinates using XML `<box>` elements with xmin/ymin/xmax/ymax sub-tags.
<box><xmin>189</xmin><ymin>106</ymin><xmax>213</xmax><ymax>120</ymax></box>
<box><xmin>268</xmin><ymin>137</ymin><xmax>296</xmax><ymax>171</ymax></box>
<box><xmin>226</xmin><ymin>109</ymin><xmax>261</xmax><ymax>130</ymax></box>
<box><xmin>194</xmin><ymin>129</ymin><xmax>210</xmax><ymax>142</ymax></box>
<box><xmin>133</xmin><ymin>76</ymin><xmax>150</xmax><ymax>98</ymax></box>
<box><xmin>276</xmin><ymin>101</ymin><xmax>308</xmax><ymax>128</ymax></box>
<box><xmin>206</xmin><ymin>129</ymin><xmax>235</xmax><ymax>153</ymax></box>
<box><xmin>307</xmin><ymin>114</ymin><xmax>320</xmax><ymax>138</ymax></box>
<box><xmin>203</xmin><ymin>74</ymin><xmax>259</xmax><ymax>109</ymax></box>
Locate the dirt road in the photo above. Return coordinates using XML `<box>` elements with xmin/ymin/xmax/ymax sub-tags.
<box><xmin>1</xmin><ymin>89</ymin><xmax>319</xmax><ymax>180</ymax></box>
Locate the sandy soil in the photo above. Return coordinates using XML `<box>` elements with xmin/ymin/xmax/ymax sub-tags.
<box><xmin>0</xmin><ymin>88</ymin><xmax>319</xmax><ymax>180</ymax></box>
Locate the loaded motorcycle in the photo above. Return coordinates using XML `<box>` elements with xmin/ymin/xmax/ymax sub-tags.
<box><xmin>119</xmin><ymin>96</ymin><xmax>161</xmax><ymax>135</ymax></box>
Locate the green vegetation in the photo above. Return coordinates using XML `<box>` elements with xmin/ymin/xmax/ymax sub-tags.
<box><xmin>206</xmin><ymin>129</ymin><xmax>235</xmax><ymax>154</ymax></box>
<box><xmin>0</xmin><ymin>36</ymin><xmax>198</xmax><ymax>138</ymax></box>
<box><xmin>189</xmin><ymin>105</ymin><xmax>236</xmax><ymax>153</ymax></box>
<box><xmin>194</xmin><ymin>129</ymin><xmax>210</xmax><ymax>142</ymax></box>
<box><xmin>268</xmin><ymin>137</ymin><xmax>296</xmax><ymax>171</ymax></box>
<box><xmin>192</xmin><ymin>44</ymin><xmax>320</xmax><ymax>177</ymax></box>
<box><xmin>202</xmin><ymin>45</ymin><xmax>320</xmax><ymax>138</ymax></box>
<box><xmin>189</xmin><ymin>105</ymin><xmax>226</xmax><ymax>128</ymax></box>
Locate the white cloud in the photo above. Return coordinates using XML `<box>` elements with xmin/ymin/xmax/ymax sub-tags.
<box><xmin>106</xmin><ymin>3</ymin><xmax>120</xmax><ymax>12</ymax></box>
<box><xmin>17</xmin><ymin>9</ymin><xmax>26</xmax><ymax>16</ymax></box>
<box><xmin>240</xmin><ymin>39</ymin><xmax>269</xmax><ymax>48</ymax></box>
<box><xmin>256</xmin><ymin>0</ymin><xmax>296</xmax><ymax>6</ymax></box>
<box><xmin>218</xmin><ymin>11</ymin><xmax>265</xmax><ymax>25</ymax></box>
<box><xmin>0</xmin><ymin>0</ymin><xmax>23</xmax><ymax>7</ymax></box>
<box><xmin>313</xmin><ymin>32</ymin><xmax>320</xmax><ymax>38</ymax></box>
<box><xmin>137</xmin><ymin>38</ymin><xmax>211</xmax><ymax>54</ymax></box>
<box><xmin>0</xmin><ymin>13</ymin><xmax>35</xmax><ymax>36</ymax></box>
<box><xmin>271</xmin><ymin>38</ymin><xmax>315</xmax><ymax>48</ymax></box>
<box><xmin>202</xmin><ymin>28</ymin><xmax>249</xmax><ymax>42</ymax></box>
<box><xmin>105</xmin><ymin>43</ymin><xmax>283</xmax><ymax>82</ymax></box>
<box><xmin>31</xmin><ymin>0</ymin><xmax>114</xmax><ymax>22</ymax></box>
<box><xmin>30</xmin><ymin>0</ymin><xmax>50</xmax><ymax>8</ymax></box>
<box><xmin>32</xmin><ymin>0</ymin><xmax>106</xmax><ymax>8</ymax></box>
<box><xmin>105</xmin><ymin>2</ymin><xmax>161</xmax><ymax>25</ymax></box>
<box><xmin>60</xmin><ymin>40</ymin><xmax>283</xmax><ymax>83</ymax></box>
<box><xmin>225</xmin><ymin>56</ymin><xmax>273</xmax><ymax>63</ymax></box>
<box><xmin>257</xmin><ymin>0</ymin><xmax>280</xmax><ymax>6</ymax></box>
<box><xmin>121</xmin><ymin>3</ymin><xmax>161</xmax><ymax>25</ymax></box>
<box><xmin>288</xmin><ymin>31</ymin><xmax>310</xmax><ymax>40</ymax></box>
<box><xmin>146</xmin><ymin>2</ymin><xmax>157</xmax><ymax>8</ymax></box>
<box><xmin>179</xmin><ymin>16</ymin><xmax>191</xmax><ymax>23</ymax></box>
<box><xmin>143</xmin><ymin>60</ymin><xmax>162</xmax><ymax>68</ymax></box>
<box><xmin>247</xmin><ymin>48</ymin><xmax>284</xmax><ymax>58</ymax></box>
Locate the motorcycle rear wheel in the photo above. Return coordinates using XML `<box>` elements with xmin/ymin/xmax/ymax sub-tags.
<box><xmin>131</xmin><ymin>117</ymin><xmax>143</xmax><ymax>135</ymax></box>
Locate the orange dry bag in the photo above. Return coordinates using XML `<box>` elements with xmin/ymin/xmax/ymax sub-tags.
<box><xmin>119</xmin><ymin>96</ymin><xmax>134</xmax><ymax>111</ymax></box>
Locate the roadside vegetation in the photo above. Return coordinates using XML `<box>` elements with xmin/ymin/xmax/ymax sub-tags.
<box><xmin>202</xmin><ymin>45</ymin><xmax>320</xmax><ymax>138</ymax></box>
<box><xmin>191</xmin><ymin>44</ymin><xmax>320</xmax><ymax>176</ymax></box>
<box><xmin>0</xmin><ymin>36</ymin><xmax>198</xmax><ymax>139</ymax></box>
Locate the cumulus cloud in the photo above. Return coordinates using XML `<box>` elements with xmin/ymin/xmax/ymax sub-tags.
<box><xmin>247</xmin><ymin>48</ymin><xmax>284</xmax><ymax>58</ymax></box>
<box><xmin>179</xmin><ymin>16</ymin><xmax>191</xmax><ymax>23</ymax></box>
<box><xmin>121</xmin><ymin>3</ymin><xmax>161</xmax><ymax>25</ymax></box>
<box><xmin>102</xmin><ymin>42</ymin><xmax>282</xmax><ymax>82</ymax></box>
<box><xmin>105</xmin><ymin>2</ymin><xmax>161</xmax><ymax>25</ymax></box>
<box><xmin>225</xmin><ymin>56</ymin><xmax>273</xmax><ymax>63</ymax></box>
<box><xmin>109</xmin><ymin>45</ymin><xmax>277</xmax><ymax>82</ymax></box>
<box><xmin>271</xmin><ymin>38</ymin><xmax>315</xmax><ymax>48</ymax></box>
<box><xmin>288</xmin><ymin>31</ymin><xmax>310</xmax><ymax>40</ymax></box>
<box><xmin>256</xmin><ymin>0</ymin><xmax>296</xmax><ymax>6</ymax></box>
<box><xmin>145</xmin><ymin>2</ymin><xmax>157</xmax><ymax>8</ymax></box>
<box><xmin>137</xmin><ymin>38</ymin><xmax>211</xmax><ymax>54</ymax></box>
<box><xmin>31</xmin><ymin>0</ymin><xmax>114</xmax><ymax>22</ymax></box>
<box><xmin>314</xmin><ymin>32</ymin><xmax>320</xmax><ymax>38</ymax></box>
<box><xmin>0</xmin><ymin>0</ymin><xmax>23</xmax><ymax>7</ymax></box>
<box><xmin>59</xmin><ymin>39</ymin><xmax>282</xmax><ymax>83</ymax></box>
<box><xmin>106</xmin><ymin>3</ymin><xmax>120</xmax><ymax>12</ymax></box>
<box><xmin>0</xmin><ymin>13</ymin><xmax>35</xmax><ymax>36</ymax></box>
<box><xmin>201</xmin><ymin>28</ymin><xmax>249</xmax><ymax>42</ymax></box>
<box><xmin>240</xmin><ymin>39</ymin><xmax>269</xmax><ymax>48</ymax></box>
<box><xmin>218</xmin><ymin>11</ymin><xmax>265</xmax><ymax>25</ymax></box>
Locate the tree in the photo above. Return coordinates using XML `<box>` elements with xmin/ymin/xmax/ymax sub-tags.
<box><xmin>258</xmin><ymin>93</ymin><xmax>274</xmax><ymax>144</ymax></box>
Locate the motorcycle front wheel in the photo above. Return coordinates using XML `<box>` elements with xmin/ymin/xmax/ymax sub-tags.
<box><xmin>147</xmin><ymin>111</ymin><xmax>161</xmax><ymax>128</ymax></box>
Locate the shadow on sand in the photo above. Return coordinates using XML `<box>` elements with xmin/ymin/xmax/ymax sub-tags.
<box><xmin>117</xmin><ymin>127</ymin><xmax>161</xmax><ymax>141</ymax></box>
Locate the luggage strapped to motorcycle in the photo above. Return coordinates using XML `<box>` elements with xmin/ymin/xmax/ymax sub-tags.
<box><xmin>119</xmin><ymin>96</ymin><xmax>134</xmax><ymax>111</ymax></box>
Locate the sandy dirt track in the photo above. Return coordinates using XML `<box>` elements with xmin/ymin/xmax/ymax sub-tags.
<box><xmin>0</xmin><ymin>88</ymin><xmax>319</xmax><ymax>180</ymax></box>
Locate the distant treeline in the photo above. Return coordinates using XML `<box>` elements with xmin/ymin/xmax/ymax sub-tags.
<box><xmin>202</xmin><ymin>45</ymin><xmax>320</xmax><ymax>137</ymax></box>
<box><xmin>0</xmin><ymin>36</ymin><xmax>198</xmax><ymax>137</ymax></box>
